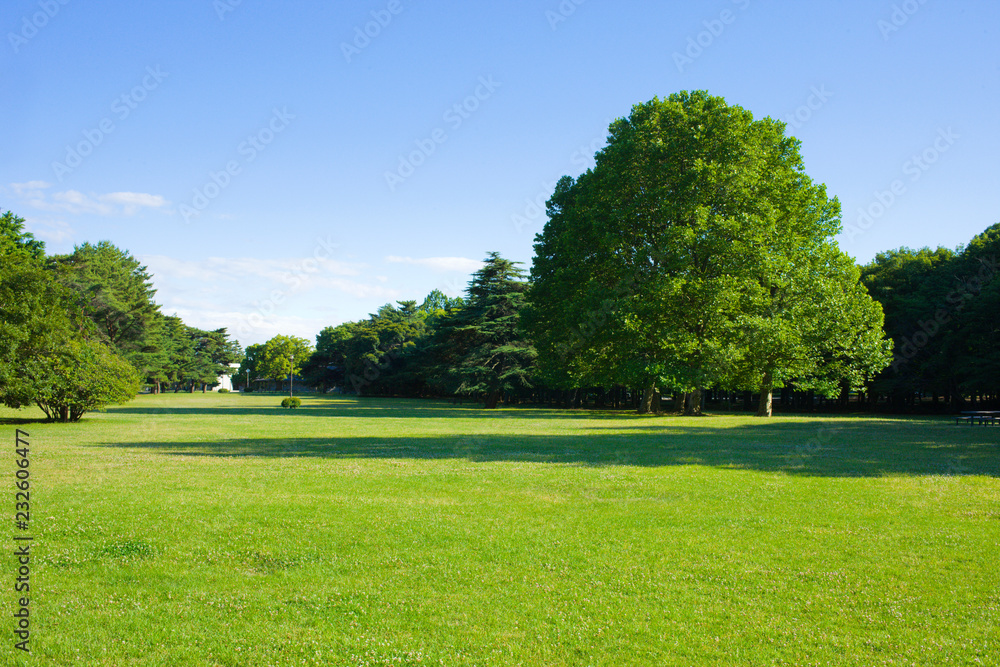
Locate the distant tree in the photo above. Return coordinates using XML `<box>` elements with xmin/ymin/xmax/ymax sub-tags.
<box><xmin>861</xmin><ymin>246</ymin><xmax>957</xmax><ymax>406</ymax></box>
<box><xmin>185</xmin><ymin>327</ymin><xmax>242</xmax><ymax>392</ymax></box>
<box><xmin>862</xmin><ymin>224</ymin><xmax>1000</xmax><ymax>410</ymax></box>
<box><xmin>236</xmin><ymin>343</ymin><xmax>266</xmax><ymax>392</ymax></box>
<box><xmin>950</xmin><ymin>223</ymin><xmax>1000</xmax><ymax>397</ymax></box>
<box><xmin>337</xmin><ymin>302</ymin><xmax>430</xmax><ymax>395</ymax></box>
<box><xmin>302</xmin><ymin>322</ymin><xmax>360</xmax><ymax>391</ymax></box>
<box><xmin>444</xmin><ymin>252</ymin><xmax>536</xmax><ymax>409</ymax></box>
<box><xmin>260</xmin><ymin>335</ymin><xmax>313</xmax><ymax>392</ymax></box>
<box><xmin>306</xmin><ymin>290</ymin><xmax>467</xmax><ymax>397</ymax></box>
<box><xmin>419</xmin><ymin>289</ymin><xmax>463</xmax><ymax>314</ymax></box>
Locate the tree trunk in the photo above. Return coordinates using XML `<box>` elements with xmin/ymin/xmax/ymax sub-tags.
<box><xmin>637</xmin><ymin>384</ymin><xmax>656</xmax><ymax>414</ymax></box>
<box><xmin>756</xmin><ymin>373</ymin><xmax>774</xmax><ymax>417</ymax></box>
<box><xmin>684</xmin><ymin>388</ymin><xmax>703</xmax><ymax>416</ymax></box>
<box><xmin>484</xmin><ymin>389</ymin><xmax>501</xmax><ymax>409</ymax></box>
<box><xmin>562</xmin><ymin>389</ymin><xmax>574</xmax><ymax>409</ymax></box>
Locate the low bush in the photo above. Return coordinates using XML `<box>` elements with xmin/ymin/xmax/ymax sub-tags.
<box><xmin>281</xmin><ymin>397</ymin><xmax>301</xmax><ymax>409</ymax></box>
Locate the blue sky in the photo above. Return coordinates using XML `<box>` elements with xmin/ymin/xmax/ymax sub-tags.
<box><xmin>3</xmin><ymin>0</ymin><xmax>998</xmax><ymax>347</ymax></box>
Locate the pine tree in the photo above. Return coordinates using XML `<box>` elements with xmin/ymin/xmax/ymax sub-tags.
<box><xmin>445</xmin><ymin>252</ymin><xmax>536</xmax><ymax>409</ymax></box>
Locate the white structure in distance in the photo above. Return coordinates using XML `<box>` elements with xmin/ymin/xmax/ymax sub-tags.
<box><xmin>213</xmin><ymin>363</ymin><xmax>242</xmax><ymax>392</ymax></box>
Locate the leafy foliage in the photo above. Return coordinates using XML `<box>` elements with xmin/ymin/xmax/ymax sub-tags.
<box><xmin>0</xmin><ymin>210</ymin><xmax>45</xmax><ymax>259</ymax></box>
<box><xmin>53</xmin><ymin>242</ymin><xmax>162</xmax><ymax>373</ymax></box>
<box><xmin>862</xmin><ymin>222</ymin><xmax>1000</xmax><ymax>407</ymax></box>
<box><xmin>32</xmin><ymin>338</ymin><xmax>142</xmax><ymax>422</ymax></box>
<box><xmin>443</xmin><ymin>252</ymin><xmax>537</xmax><ymax>408</ymax></box>
<box><xmin>259</xmin><ymin>335</ymin><xmax>313</xmax><ymax>392</ymax></box>
<box><xmin>1</xmin><ymin>231</ymin><xmax>142</xmax><ymax>421</ymax></box>
<box><xmin>526</xmin><ymin>91</ymin><xmax>891</xmax><ymax>415</ymax></box>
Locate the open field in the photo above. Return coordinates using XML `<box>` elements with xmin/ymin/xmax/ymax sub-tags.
<box><xmin>2</xmin><ymin>393</ymin><xmax>999</xmax><ymax>665</ymax></box>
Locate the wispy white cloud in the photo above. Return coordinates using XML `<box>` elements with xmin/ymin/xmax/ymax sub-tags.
<box><xmin>7</xmin><ymin>182</ymin><xmax>169</xmax><ymax>216</ymax></box>
<box><xmin>10</xmin><ymin>181</ymin><xmax>51</xmax><ymax>197</ymax></box>
<box><xmin>100</xmin><ymin>192</ymin><xmax>168</xmax><ymax>214</ymax></box>
<box><xmin>384</xmin><ymin>255</ymin><xmax>482</xmax><ymax>272</ymax></box>
<box><xmin>141</xmin><ymin>254</ymin><xmax>365</xmax><ymax>285</ymax></box>
<box><xmin>140</xmin><ymin>254</ymin><xmax>403</xmax><ymax>345</ymax></box>
<box><xmin>159</xmin><ymin>307</ymin><xmax>333</xmax><ymax>346</ymax></box>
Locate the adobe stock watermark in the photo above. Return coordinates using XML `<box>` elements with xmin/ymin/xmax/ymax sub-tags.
<box><xmin>236</xmin><ymin>235</ymin><xmax>341</xmax><ymax>338</ymax></box>
<box><xmin>341</xmin><ymin>0</ymin><xmax>404</xmax><ymax>63</ymax></box>
<box><xmin>180</xmin><ymin>107</ymin><xmax>294</xmax><ymax>223</ymax></box>
<box><xmin>878</xmin><ymin>0</ymin><xmax>930</xmax><ymax>41</ymax></box>
<box><xmin>784</xmin><ymin>85</ymin><xmax>833</xmax><ymax>132</ymax></box>
<box><xmin>511</xmin><ymin>123</ymin><xmax>609</xmax><ymax>234</ymax></box>
<box><xmin>434</xmin><ymin>275</ymin><xmax>467</xmax><ymax>300</ymax></box>
<box><xmin>889</xmin><ymin>255</ymin><xmax>997</xmax><ymax>373</ymax></box>
<box><xmin>8</xmin><ymin>0</ymin><xmax>70</xmax><ymax>54</ymax></box>
<box><xmin>842</xmin><ymin>127</ymin><xmax>958</xmax><ymax>242</ymax></box>
<box><xmin>673</xmin><ymin>0</ymin><xmax>751</xmax><ymax>73</ymax></box>
<box><xmin>546</xmin><ymin>0</ymin><xmax>586</xmax><ymax>30</ymax></box>
<box><xmin>788</xmin><ymin>423</ymin><xmax>840</xmax><ymax>469</ymax></box>
<box><xmin>214</xmin><ymin>0</ymin><xmax>243</xmax><ymax>21</ymax></box>
<box><xmin>384</xmin><ymin>76</ymin><xmax>501</xmax><ymax>192</ymax></box>
<box><xmin>50</xmin><ymin>66</ymin><xmax>168</xmax><ymax>182</ymax></box>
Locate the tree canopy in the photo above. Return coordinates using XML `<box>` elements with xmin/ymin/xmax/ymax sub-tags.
<box><xmin>526</xmin><ymin>91</ymin><xmax>891</xmax><ymax>415</ymax></box>
<box><xmin>442</xmin><ymin>252</ymin><xmax>537</xmax><ymax>409</ymax></box>
<box><xmin>1</xmin><ymin>220</ymin><xmax>143</xmax><ymax>421</ymax></box>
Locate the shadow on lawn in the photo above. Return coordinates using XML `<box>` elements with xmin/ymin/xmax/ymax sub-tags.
<box><xmin>0</xmin><ymin>417</ymin><xmax>47</xmax><ymax>426</ymax></box>
<box><xmin>108</xmin><ymin>397</ymin><xmax>615</xmax><ymax>421</ymax></box>
<box><xmin>98</xmin><ymin>413</ymin><xmax>1000</xmax><ymax>478</ymax></box>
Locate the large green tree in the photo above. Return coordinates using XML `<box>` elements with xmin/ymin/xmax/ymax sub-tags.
<box><xmin>1</xmin><ymin>214</ymin><xmax>142</xmax><ymax>420</ymax></box>
<box><xmin>528</xmin><ymin>91</ymin><xmax>890</xmax><ymax>415</ymax></box>
<box><xmin>53</xmin><ymin>241</ymin><xmax>162</xmax><ymax>377</ymax></box>
<box><xmin>0</xmin><ymin>248</ymin><xmax>75</xmax><ymax>409</ymax></box>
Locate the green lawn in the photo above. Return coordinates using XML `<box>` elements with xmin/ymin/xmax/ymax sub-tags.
<box><xmin>3</xmin><ymin>393</ymin><xmax>999</xmax><ymax>665</ymax></box>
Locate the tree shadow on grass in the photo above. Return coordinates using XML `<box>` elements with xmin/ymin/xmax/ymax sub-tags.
<box><xmin>108</xmin><ymin>396</ymin><xmax>628</xmax><ymax>421</ymax></box>
<box><xmin>97</xmin><ymin>416</ymin><xmax>1000</xmax><ymax>478</ymax></box>
<box><xmin>0</xmin><ymin>416</ymin><xmax>48</xmax><ymax>426</ymax></box>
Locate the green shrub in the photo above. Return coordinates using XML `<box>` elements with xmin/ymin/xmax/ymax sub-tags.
<box><xmin>217</xmin><ymin>388</ymin><xmax>230</xmax><ymax>394</ymax></box>
<box><xmin>280</xmin><ymin>397</ymin><xmax>301</xmax><ymax>409</ymax></box>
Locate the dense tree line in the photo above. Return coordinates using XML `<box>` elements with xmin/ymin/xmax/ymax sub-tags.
<box><xmin>270</xmin><ymin>93</ymin><xmax>993</xmax><ymax>416</ymax></box>
<box><xmin>254</xmin><ymin>255</ymin><xmax>535</xmax><ymax>408</ymax></box>
<box><xmin>861</xmin><ymin>223</ymin><xmax>1000</xmax><ymax>410</ymax></box>
<box><xmin>1</xmin><ymin>210</ymin><xmax>241</xmax><ymax>421</ymax></box>
<box><xmin>5</xmin><ymin>91</ymin><xmax>995</xmax><ymax>418</ymax></box>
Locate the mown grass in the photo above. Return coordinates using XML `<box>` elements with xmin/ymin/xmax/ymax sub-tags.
<box><xmin>2</xmin><ymin>393</ymin><xmax>999</xmax><ymax>665</ymax></box>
